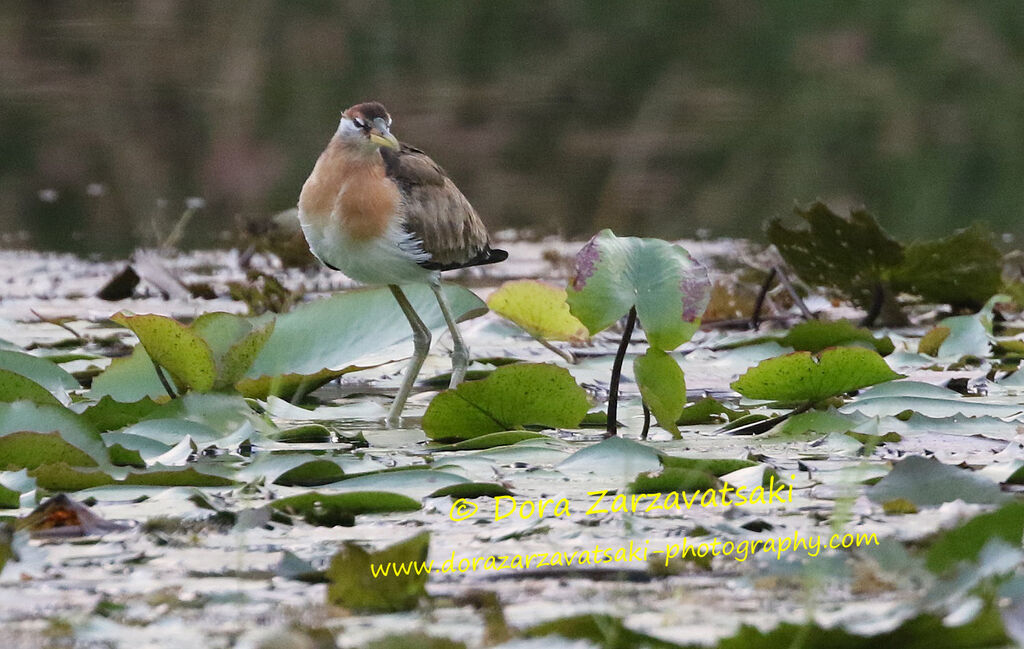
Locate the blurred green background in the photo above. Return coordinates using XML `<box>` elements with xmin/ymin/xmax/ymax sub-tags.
<box><xmin>2</xmin><ymin>1</ymin><xmax>1023</xmax><ymax>255</ymax></box>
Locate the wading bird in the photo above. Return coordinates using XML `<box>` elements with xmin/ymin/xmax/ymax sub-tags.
<box><xmin>298</xmin><ymin>102</ymin><xmax>507</xmax><ymax>425</ymax></box>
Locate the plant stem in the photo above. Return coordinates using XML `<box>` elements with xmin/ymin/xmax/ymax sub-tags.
<box><xmin>640</xmin><ymin>402</ymin><xmax>651</xmax><ymax>440</ymax></box>
<box><xmin>151</xmin><ymin>359</ymin><xmax>177</xmax><ymax>399</ymax></box>
<box><xmin>607</xmin><ymin>306</ymin><xmax>637</xmax><ymax>437</ymax></box>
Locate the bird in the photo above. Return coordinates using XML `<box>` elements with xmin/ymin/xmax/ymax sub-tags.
<box><xmin>297</xmin><ymin>101</ymin><xmax>507</xmax><ymax>425</ymax></box>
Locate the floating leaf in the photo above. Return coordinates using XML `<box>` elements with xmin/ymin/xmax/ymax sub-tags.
<box><xmin>487</xmin><ymin>279</ymin><xmax>588</xmax><ymax>342</ymax></box>
<box><xmin>274</xmin><ymin>459</ymin><xmax>346</xmax><ymax>487</ymax></box>
<box><xmin>79</xmin><ymin>395</ymin><xmax>162</xmax><ymax>431</ymax></box>
<box><xmin>0</xmin><ymin>369</ymin><xmax>62</xmax><ymax>407</ymax></box>
<box><xmin>326</xmin><ymin>532</ymin><xmax>430</xmax><ymax>612</ymax></box>
<box><xmin>422</xmin><ymin>363</ymin><xmax>589</xmax><ymax>440</ymax></box>
<box><xmin>633</xmin><ymin>349</ymin><xmax>684</xmax><ymax>437</ymax></box>
<box><xmin>628</xmin><ymin>467</ymin><xmax>717</xmax><ymax>494</ymax></box>
<box><xmin>676</xmin><ymin>397</ymin><xmax>744</xmax><ymax>425</ymax></box>
<box><xmin>89</xmin><ymin>346</ymin><xmax>167</xmax><ymax>402</ymax></box>
<box><xmin>0</xmin><ymin>401</ymin><xmax>109</xmax><ymax>468</ymax></box>
<box><xmin>272</xmin><ymin>491</ymin><xmax>420</xmax><ymax>526</ymax></box>
<box><xmin>731</xmin><ymin>347</ymin><xmax>902</xmax><ymax>403</ymax></box>
<box><xmin>781</xmin><ymin>319</ymin><xmax>895</xmax><ymax>355</ymax></box>
<box><xmin>918</xmin><ymin>326</ymin><xmax>952</xmax><ymax>356</ymax></box>
<box><xmin>558</xmin><ymin>436</ymin><xmax>662</xmax><ymax>476</ymax></box>
<box><xmin>927</xmin><ymin>502</ymin><xmax>1024</xmax><ymax>574</ymax></box>
<box><xmin>659</xmin><ymin>456</ymin><xmax>758</xmax><ymax>475</ymax></box>
<box><xmin>428</xmin><ymin>483</ymin><xmax>512</xmax><ymax>499</ymax></box>
<box><xmin>246</xmin><ymin>284</ymin><xmax>486</xmax><ymax>399</ymax></box>
<box><xmin>892</xmin><ymin>225</ymin><xmax>1004</xmax><ymax>308</ymax></box>
<box><xmin>0</xmin><ymin>470</ymin><xmax>35</xmax><ymax>509</ymax></box>
<box><xmin>0</xmin><ymin>350</ymin><xmax>78</xmax><ymax>404</ymax></box>
<box><xmin>566</xmin><ymin>230</ymin><xmax>711</xmax><ymax>351</ymax></box>
<box><xmin>432</xmin><ymin>430</ymin><xmax>546</xmax><ymax>451</ymax></box>
<box><xmin>28</xmin><ymin>463</ymin><xmax>235</xmax><ymax>491</ymax></box>
<box><xmin>868</xmin><ymin>456</ymin><xmax>1009</xmax><ymax>508</ymax></box>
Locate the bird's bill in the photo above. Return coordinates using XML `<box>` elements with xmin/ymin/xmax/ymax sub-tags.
<box><xmin>369</xmin><ymin>130</ymin><xmax>399</xmax><ymax>149</ymax></box>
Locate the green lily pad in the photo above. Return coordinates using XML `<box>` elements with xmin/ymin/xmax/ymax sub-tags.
<box><xmin>731</xmin><ymin>347</ymin><xmax>902</xmax><ymax>403</ymax></box>
<box><xmin>326</xmin><ymin>532</ymin><xmax>430</xmax><ymax>612</ymax></box>
<box><xmin>269</xmin><ymin>424</ymin><xmax>333</xmax><ymax>444</ymax></box>
<box><xmin>868</xmin><ymin>455</ymin><xmax>1009</xmax><ymax>508</ymax></box>
<box><xmin>926</xmin><ymin>502</ymin><xmax>1024</xmax><ymax>574</ymax></box>
<box><xmin>659</xmin><ymin>456</ymin><xmax>758</xmax><ymax>475</ymax></box>
<box><xmin>781</xmin><ymin>319</ymin><xmax>895</xmax><ymax>355</ymax></box>
<box><xmin>274</xmin><ymin>459</ymin><xmax>346</xmax><ymax>487</ymax></box>
<box><xmin>79</xmin><ymin>395</ymin><xmax>163</xmax><ymax>432</ymax></box>
<box><xmin>0</xmin><ymin>350</ymin><xmax>78</xmax><ymax>405</ymax></box>
<box><xmin>272</xmin><ymin>491</ymin><xmax>421</xmax><ymax>526</ymax></box>
<box><xmin>28</xmin><ymin>462</ymin><xmax>235</xmax><ymax>491</ymax></box>
<box><xmin>89</xmin><ymin>346</ymin><xmax>168</xmax><ymax>402</ymax></box>
<box><xmin>767</xmin><ymin>202</ymin><xmax>903</xmax><ymax>309</ymax></box>
<box><xmin>487</xmin><ymin>279</ymin><xmax>589</xmax><ymax>342</ymax></box>
<box><xmin>0</xmin><ymin>401</ymin><xmax>109</xmax><ymax>468</ymax></box>
<box><xmin>432</xmin><ymin>430</ymin><xmax>547</xmax><ymax>451</ymax></box>
<box><xmin>558</xmin><ymin>436</ymin><xmax>662</xmax><ymax>476</ymax></box>
<box><xmin>676</xmin><ymin>398</ymin><xmax>745</xmax><ymax>425</ymax></box>
<box><xmin>0</xmin><ymin>470</ymin><xmax>35</xmax><ymax>509</ymax></box>
<box><xmin>245</xmin><ymin>284</ymin><xmax>486</xmax><ymax>399</ymax></box>
<box><xmin>628</xmin><ymin>467</ymin><xmax>718</xmax><ymax>494</ymax></box>
<box><xmin>427</xmin><ymin>482</ymin><xmax>512</xmax><ymax>499</ymax></box>
<box><xmin>633</xmin><ymin>348</ymin><xmax>684</xmax><ymax>437</ymax></box>
<box><xmin>891</xmin><ymin>225</ymin><xmax>1004</xmax><ymax>309</ymax></box>
<box><xmin>422</xmin><ymin>363</ymin><xmax>589</xmax><ymax>440</ymax></box>
<box><xmin>0</xmin><ymin>369</ymin><xmax>62</xmax><ymax>407</ymax></box>
<box><xmin>566</xmin><ymin>230</ymin><xmax>711</xmax><ymax>351</ymax></box>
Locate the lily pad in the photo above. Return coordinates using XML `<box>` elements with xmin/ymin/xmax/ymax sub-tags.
<box><xmin>0</xmin><ymin>401</ymin><xmax>109</xmax><ymax>468</ymax></box>
<box><xmin>566</xmin><ymin>230</ymin><xmax>711</xmax><ymax>351</ymax></box>
<box><xmin>272</xmin><ymin>491</ymin><xmax>421</xmax><ymax>526</ymax></box>
<box><xmin>731</xmin><ymin>347</ymin><xmax>902</xmax><ymax>403</ymax></box>
<box><xmin>487</xmin><ymin>279</ymin><xmax>589</xmax><ymax>342</ymax></box>
<box><xmin>0</xmin><ymin>470</ymin><xmax>35</xmax><ymax>509</ymax></box>
<box><xmin>422</xmin><ymin>363</ymin><xmax>589</xmax><ymax>440</ymax></box>
<box><xmin>326</xmin><ymin>532</ymin><xmax>430</xmax><ymax>612</ymax></box>
<box><xmin>891</xmin><ymin>225</ymin><xmax>1004</xmax><ymax>308</ymax></box>
<box><xmin>245</xmin><ymin>284</ymin><xmax>487</xmax><ymax>398</ymax></box>
<box><xmin>767</xmin><ymin>201</ymin><xmax>903</xmax><ymax>309</ymax></box>
<box><xmin>628</xmin><ymin>467</ymin><xmax>718</xmax><ymax>494</ymax></box>
<box><xmin>0</xmin><ymin>350</ymin><xmax>78</xmax><ymax>404</ymax></box>
<box><xmin>0</xmin><ymin>369</ymin><xmax>62</xmax><ymax>407</ymax></box>
<box><xmin>432</xmin><ymin>430</ymin><xmax>547</xmax><ymax>451</ymax></box>
<box><xmin>868</xmin><ymin>455</ymin><xmax>1009</xmax><ymax>508</ymax></box>
<box><xmin>676</xmin><ymin>397</ymin><xmax>745</xmax><ymax>425</ymax></box>
<box><xmin>79</xmin><ymin>395</ymin><xmax>163</xmax><ymax>431</ymax></box>
<box><xmin>633</xmin><ymin>348</ymin><xmax>685</xmax><ymax>437</ymax></box>
<box><xmin>558</xmin><ymin>436</ymin><xmax>662</xmax><ymax>476</ymax></box>
<box><xmin>428</xmin><ymin>483</ymin><xmax>513</xmax><ymax>499</ymax></box>
<box><xmin>781</xmin><ymin>319</ymin><xmax>895</xmax><ymax>355</ymax></box>
<box><xmin>926</xmin><ymin>502</ymin><xmax>1024</xmax><ymax>574</ymax></box>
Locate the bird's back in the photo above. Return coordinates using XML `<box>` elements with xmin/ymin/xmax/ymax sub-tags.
<box><xmin>382</xmin><ymin>144</ymin><xmax>507</xmax><ymax>271</ymax></box>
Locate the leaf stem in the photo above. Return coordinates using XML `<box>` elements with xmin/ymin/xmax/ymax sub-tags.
<box><xmin>607</xmin><ymin>306</ymin><xmax>637</xmax><ymax>437</ymax></box>
<box><xmin>640</xmin><ymin>402</ymin><xmax>651</xmax><ymax>440</ymax></box>
<box><xmin>151</xmin><ymin>359</ymin><xmax>177</xmax><ymax>399</ymax></box>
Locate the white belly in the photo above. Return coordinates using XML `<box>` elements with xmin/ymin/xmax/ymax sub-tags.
<box><xmin>298</xmin><ymin>209</ymin><xmax>435</xmax><ymax>285</ymax></box>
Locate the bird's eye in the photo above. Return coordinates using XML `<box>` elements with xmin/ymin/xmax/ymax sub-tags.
<box><xmin>352</xmin><ymin>118</ymin><xmax>367</xmax><ymax>129</ymax></box>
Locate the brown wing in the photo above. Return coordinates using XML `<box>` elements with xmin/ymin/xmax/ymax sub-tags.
<box><xmin>381</xmin><ymin>143</ymin><xmax>507</xmax><ymax>271</ymax></box>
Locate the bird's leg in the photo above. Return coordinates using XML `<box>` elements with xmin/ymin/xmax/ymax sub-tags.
<box><xmin>386</xmin><ymin>284</ymin><xmax>431</xmax><ymax>427</ymax></box>
<box><xmin>430</xmin><ymin>282</ymin><xmax>469</xmax><ymax>388</ymax></box>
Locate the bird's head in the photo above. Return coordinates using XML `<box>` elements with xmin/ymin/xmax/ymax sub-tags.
<box><xmin>338</xmin><ymin>102</ymin><xmax>399</xmax><ymax>152</ymax></box>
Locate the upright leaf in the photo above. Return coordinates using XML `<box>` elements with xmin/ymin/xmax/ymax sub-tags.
<box><xmin>566</xmin><ymin>230</ymin><xmax>711</xmax><ymax>351</ymax></box>
<box><xmin>633</xmin><ymin>349</ymin><xmax>685</xmax><ymax>436</ymax></box>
